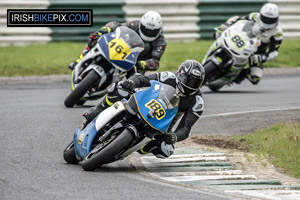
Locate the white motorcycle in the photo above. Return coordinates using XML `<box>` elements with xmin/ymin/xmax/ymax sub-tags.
<box><xmin>202</xmin><ymin>20</ymin><xmax>261</xmax><ymax>91</ymax></box>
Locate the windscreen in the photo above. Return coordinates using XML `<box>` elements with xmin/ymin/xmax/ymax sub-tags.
<box><xmin>115</xmin><ymin>26</ymin><xmax>145</xmax><ymax>53</ymax></box>
<box><xmin>157</xmin><ymin>83</ymin><xmax>180</xmax><ymax>109</ymax></box>
<box><xmin>242</xmin><ymin>21</ymin><xmax>256</xmax><ymax>38</ymax></box>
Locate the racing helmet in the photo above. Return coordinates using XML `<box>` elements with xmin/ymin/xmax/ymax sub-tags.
<box><xmin>259</xmin><ymin>3</ymin><xmax>279</xmax><ymax>30</ymax></box>
<box><xmin>139</xmin><ymin>11</ymin><xmax>162</xmax><ymax>42</ymax></box>
<box><xmin>176</xmin><ymin>60</ymin><xmax>205</xmax><ymax>95</ymax></box>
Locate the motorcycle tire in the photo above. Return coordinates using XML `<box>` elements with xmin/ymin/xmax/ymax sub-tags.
<box><xmin>64</xmin><ymin>70</ymin><xmax>100</xmax><ymax>108</ymax></box>
<box><xmin>75</xmin><ymin>99</ymin><xmax>86</xmax><ymax>106</ymax></box>
<box><xmin>203</xmin><ymin>61</ymin><xmax>218</xmax><ymax>82</ymax></box>
<box><xmin>81</xmin><ymin>128</ymin><xmax>134</xmax><ymax>171</ymax></box>
<box><xmin>208</xmin><ymin>85</ymin><xmax>222</xmax><ymax>92</ymax></box>
<box><xmin>63</xmin><ymin>141</ymin><xmax>79</xmax><ymax>164</ymax></box>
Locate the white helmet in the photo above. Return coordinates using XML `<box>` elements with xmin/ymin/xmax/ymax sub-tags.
<box><xmin>259</xmin><ymin>3</ymin><xmax>279</xmax><ymax>30</ymax></box>
<box><xmin>139</xmin><ymin>11</ymin><xmax>162</xmax><ymax>42</ymax></box>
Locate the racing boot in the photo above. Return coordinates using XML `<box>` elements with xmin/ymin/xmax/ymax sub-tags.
<box><xmin>137</xmin><ymin>140</ymin><xmax>174</xmax><ymax>159</ymax></box>
<box><xmin>81</xmin><ymin>102</ymin><xmax>106</xmax><ymax>130</ymax></box>
<box><xmin>80</xmin><ymin>95</ymin><xmax>112</xmax><ymax>130</ymax></box>
<box><xmin>83</xmin><ymin>102</ymin><xmax>106</xmax><ymax>122</ymax></box>
<box><xmin>68</xmin><ymin>60</ymin><xmax>78</xmax><ymax>70</ymax></box>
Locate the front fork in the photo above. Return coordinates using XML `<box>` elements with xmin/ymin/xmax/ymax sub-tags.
<box><xmin>71</xmin><ymin>64</ymin><xmax>108</xmax><ymax>93</ymax></box>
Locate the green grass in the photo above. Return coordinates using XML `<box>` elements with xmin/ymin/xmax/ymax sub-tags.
<box><xmin>264</xmin><ymin>38</ymin><xmax>300</xmax><ymax>68</ymax></box>
<box><xmin>1</xmin><ymin>38</ymin><xmax>300</xmax><ymax>77</ymax></box>
<box><xmin>0</xmin><ymin>42</ymin><xmax>85</xmax><ymax>77</ymax></box>
<box><xmin>159</xmin><ymin>40</ymin><xmax>213</xmax><ymax>71</ymax></box>
<box><xmin>233</xmin><ymin>120</ymin><xmax>300</xmax><ymax>178</ymax></box>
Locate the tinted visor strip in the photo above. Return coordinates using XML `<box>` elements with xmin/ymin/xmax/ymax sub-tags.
<box><xmin>178</xmin><ymin>74</ymin><xmax>201</xmax><ymax>89</ymax></box>
<box><xmin>140</xmin><ymin>24</ymin><xmax>160</xmax><ymax>37</ymax></box>
<box><xmin>260</xmin><ymin>15</ymin><xmax>278</xmax><ymax>24</ymax></box>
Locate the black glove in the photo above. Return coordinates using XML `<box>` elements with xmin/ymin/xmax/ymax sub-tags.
<box><xmin>164</xmin><ymin>132</ymin><xmax>177</xmax><ymax>144</ymax></box>
<box><xmin>121</xmin><ymin>80</ymin><xmax>135</xmax><ymax>92</ymax></box>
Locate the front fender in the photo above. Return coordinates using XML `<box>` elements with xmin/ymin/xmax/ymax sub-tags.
<box><xmin>73</xmin><ymin>120</ymin><xmax>98</xmax><ymax>159</ymax></box>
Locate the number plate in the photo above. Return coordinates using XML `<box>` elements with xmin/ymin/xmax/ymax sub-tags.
<box><xmin>145</xmin><ymin>99</ymin><xmax>166</xmax><ymax>120</ymax></box>
<box><xmin>108</xmin><ymin>38</ymin><xmax>131</xmax><ymax>61</ymax></box>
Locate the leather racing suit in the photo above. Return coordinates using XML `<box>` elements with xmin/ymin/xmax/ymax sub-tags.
<box><xmin>215</xmin><ymin>13</ymin><xmax>283</xmax><ymax>84</ymax></box>
<box><xmin>83</xmin><ymin>72</ymin><xmax>204</xmax><ymax>158</ymax></box>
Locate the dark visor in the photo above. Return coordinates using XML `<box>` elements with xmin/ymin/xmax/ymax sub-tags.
<box><xmin>140</xmin><ymin>24</ymin><xmax>161</xmax><ymax>37</ymax></box>
<box><xmin>260</xmin><ymin>14</ymin><xmax>278</xmax><ymax>25</ymax></box>
<box><xmin>177</xmin><ymin>72</ymin><xmax>202</xmax><ymax>90</ymax></box>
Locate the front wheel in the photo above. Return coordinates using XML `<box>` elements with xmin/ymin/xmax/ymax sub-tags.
<box><xmin>208</xmin><ymin>85</ymin><xmax>223</xmax><ymax>92</ymax></box>
<box><xmin>64</xmin><ymin>70</ymin><xmax>100</xmax><ymax>108</ymax></box>
<box><xmin>203</xmin><ymin>61</ymin><xmax>218</xmax><ymax>80</ymax></box>
<box><xmin>81</xmin><ymin>129</ymin><xmax>134</xmax><ymax>171</ymax></box>
<box><xmin>63</xmin><ymin>141</ymin><xmax>79</xmax><ymax>164</ymax></box>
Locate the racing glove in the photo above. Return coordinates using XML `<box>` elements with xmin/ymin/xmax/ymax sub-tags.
<box><xmin>164</xmin><ymin>132</ymin><xmax>177</xmax><ymax>144</ymax></box>
<box><xmin>250</xmin><ymin>54</ymin><xmax>267</xmax><ymax>65</ymax></box>
<box><xmin>136</xmin><ymin>60</ymin><xmax>146</xmax><ymax>72</ymax></box>
<box><xmin>98</xmin><ymin>26</ymin><xmax>111</xmax><ymax>36</ymax></box>
<box><xmin>213</xmin><ymin>24</ymin><xmax>228</xmax><ymax>39</ymax></box>
<box><xmin>120</xmin><ymin>79</ymin><xmax>135</xmax><ymax>92</ymax></box>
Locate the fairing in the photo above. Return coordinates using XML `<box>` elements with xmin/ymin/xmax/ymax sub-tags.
<box><xmin>134</xmin><ymin>80</ymin><xmax>179</xmax><ymax>133</ymax></box>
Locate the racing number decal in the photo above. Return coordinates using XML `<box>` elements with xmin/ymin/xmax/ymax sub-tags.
<box><xmin>145</xmin><ymin>99</ymin><xmax>166</xmax><ymax>120</ymax></box>
<box><xmin>108</xmin><ymin>38</ymin><xmax>131</xmax><ymax>61</ymax></box>
<box><xmin>231</xmin><ymin>35</ymin><xmax>245</xmax><ymax>49</ymax></box>
<box><xmin>78</xmin><ymin>133</ymin><xmax>85</xmax><ymax>144</ymax></box>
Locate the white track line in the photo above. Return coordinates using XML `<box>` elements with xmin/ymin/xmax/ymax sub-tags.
<box><xmin>202</xmin><ymin>107</ymin><xmax>300</xmax><ymax>118</ymax></box>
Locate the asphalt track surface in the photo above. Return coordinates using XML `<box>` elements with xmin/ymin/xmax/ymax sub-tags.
<box><xmin>0</xmin><ymin>74</ymin><xmax>299</xmax><ymax>200</ymax></box>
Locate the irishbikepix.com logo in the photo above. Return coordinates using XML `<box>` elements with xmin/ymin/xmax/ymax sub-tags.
<box><xmin>7</xmin><ymin>9</ymin><xmax>93</xmax><ymax>27</ymax></box>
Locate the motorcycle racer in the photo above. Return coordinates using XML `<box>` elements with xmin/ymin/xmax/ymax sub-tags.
<box><xmin>69</xmin><ymin>11</ymin><xmax>166</xmax><ymax>77</ymax></box>
<box><xmin>82</xmin><ymin>60</ymin><xmax>205</xmax><ymax>159</ymax></box>
<box><xmin>214</xmin><ymin>3</ymin><xmax>283</xmax><ymax>85</ymax></box>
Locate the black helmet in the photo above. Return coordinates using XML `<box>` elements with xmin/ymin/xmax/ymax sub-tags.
<box><xmin>176</xmin><ymin>60</ymin><xmax>205</xmax><ymax>95</ymax></box>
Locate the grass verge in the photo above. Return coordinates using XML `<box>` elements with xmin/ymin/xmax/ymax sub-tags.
<box><xmin>233</xmin><ymin>120</ymin><xmax>300</xmax><ymax>179</ymax></box>
<box><xmin>1</xmin><ymin>38</ymin><xmax>300</xmax><ymax>77</ymax></box>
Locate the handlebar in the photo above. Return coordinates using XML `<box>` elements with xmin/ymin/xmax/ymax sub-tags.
<box><xmin>116</xmin><ymin>85</ymin><xmax>135</xmax><ymax>94</ymax></box>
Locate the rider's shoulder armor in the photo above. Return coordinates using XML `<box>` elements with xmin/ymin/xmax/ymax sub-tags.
<box><xmin>158</xmin><ymin>72</ymin><xmax>176</xmax><ymax>82</ymax></box>
<box><xmin>125</xmin><ymin>20</ymin><xmax>140</xmax><ymax>32</ymax></box>
<box><xmin>192</xmin><ymin>94</ymin><xmax>204</xmax><ymax>114</ymax></box>
<box><xmin>261</xmin><ymin>24</ymin><xmax>283</xmax><ymax>43</ymax></box>
<box><xmin>265</xmin><ymin>25</ymin><xmax>283</xmax><ymax>41</ymax></box>
<box><xmin>179</xmin><ymin>90</ymin><xmax>204</xmax><ymax>117</ymax></box>
<box><xmin>249</xmin><ymin>12</ymin><xmax>259</xmax><ymax>22</ymax></box>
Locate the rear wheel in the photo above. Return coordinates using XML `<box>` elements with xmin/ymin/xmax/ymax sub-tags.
<box><xmin>81</xmin><ymin>129</ymin><xmax>134</xmax><ymax>171</ymax></box>
<box><xmin>63</xmin><ymin>141</ymin><xmax>79</xmax><ymax>164</ymax></box>
<box><xmin>64</xmin><ymin>70</ymin><xmax>100</xmax><ymax>108</ymax></box>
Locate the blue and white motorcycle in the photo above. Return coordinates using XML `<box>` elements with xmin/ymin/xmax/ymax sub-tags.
<box><xmin>63</xmin><ymin>80</ymin><xmax>180</xmax><ymax>171</ymax></box>
<box><xmin>64</xmin><ymin>26</ymin><xmax>144</xmax><ymax>107</ymax></box>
